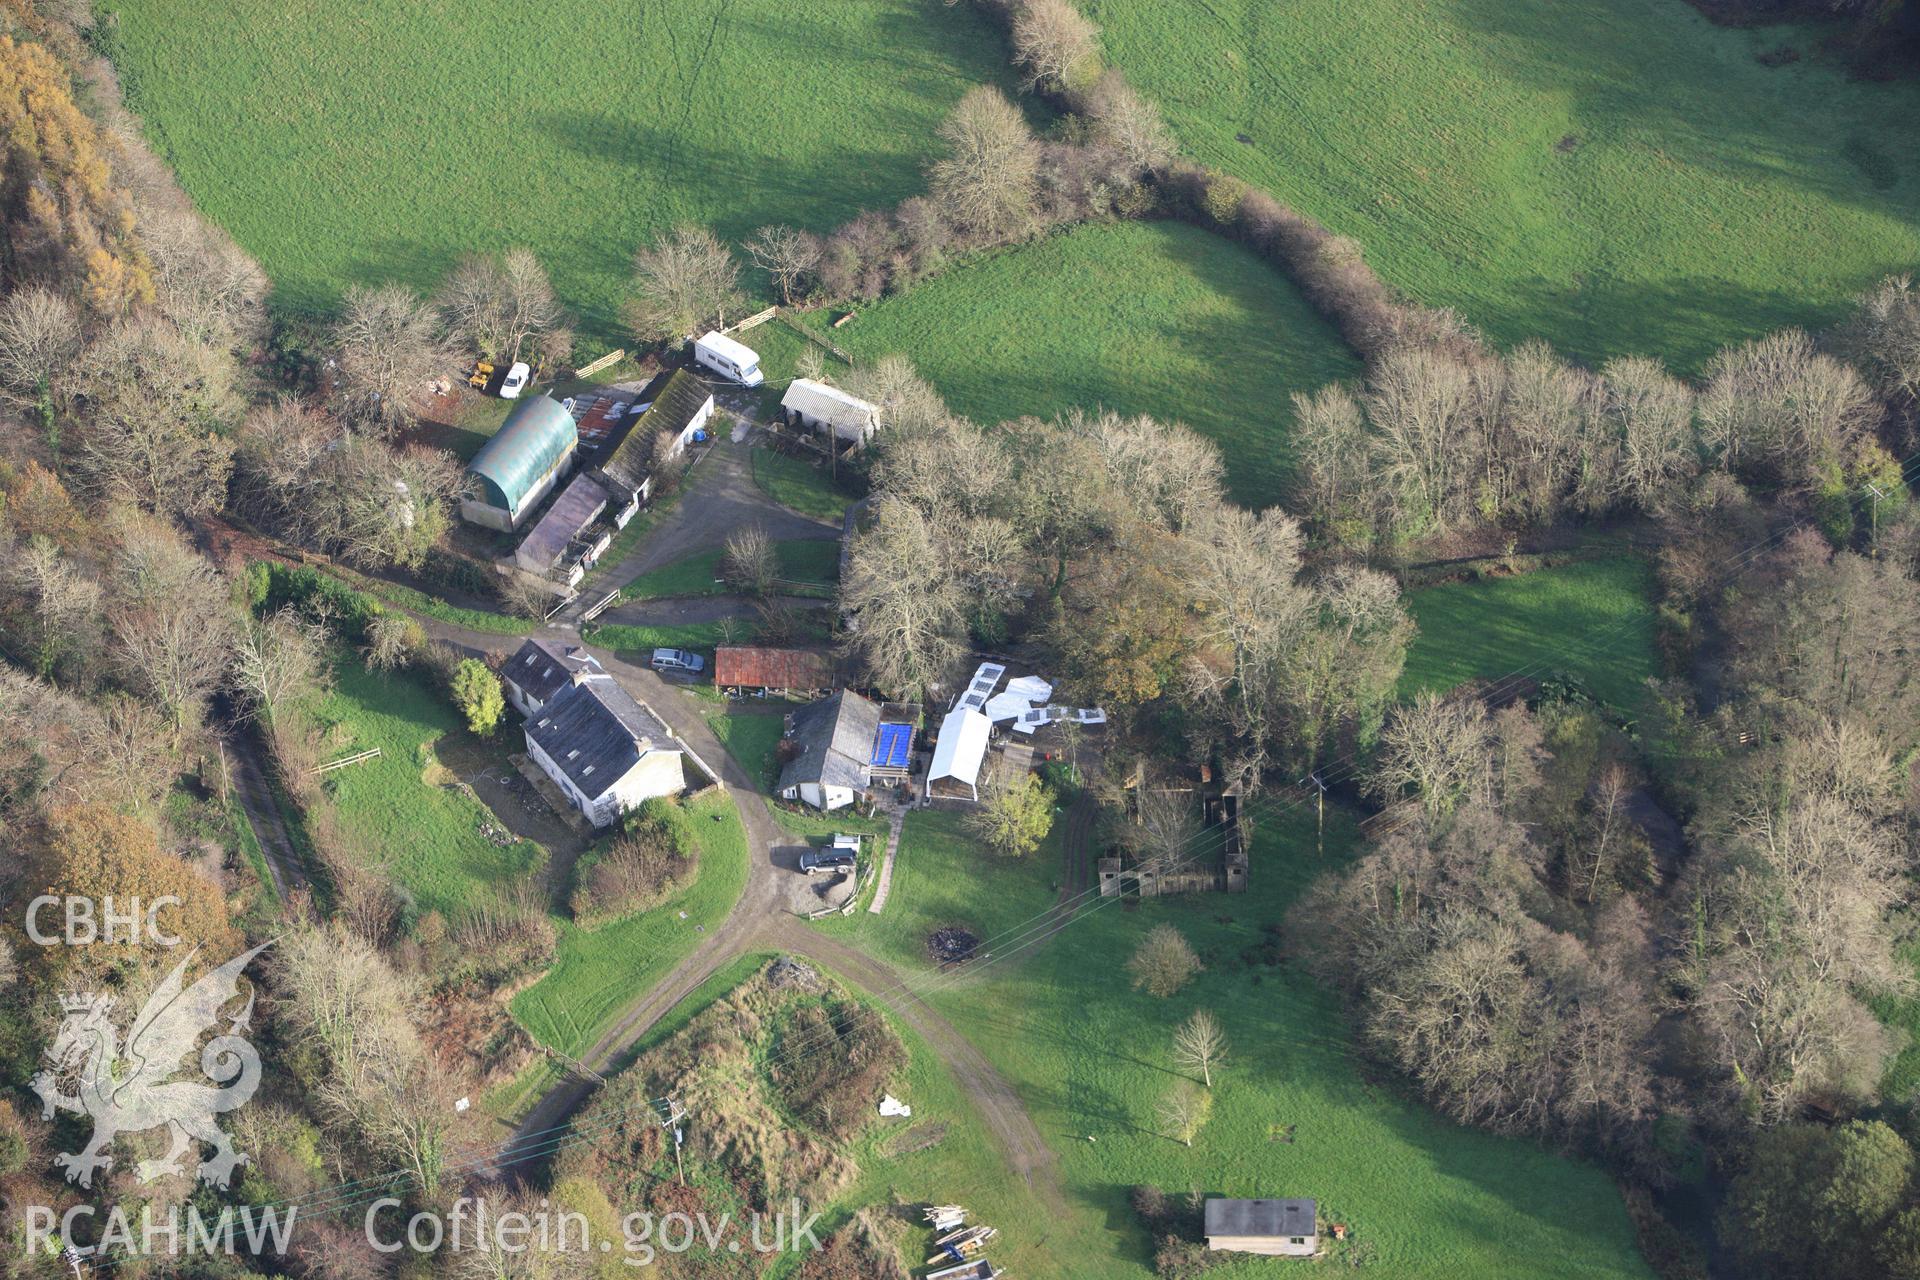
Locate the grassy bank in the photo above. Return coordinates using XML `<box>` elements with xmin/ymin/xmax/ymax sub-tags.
<box><xmin>506</xmin><ymin>791</ymin><xmax>749</xmax><ymax>1069</ymax></box>
<box><xmin>1094</xmin><ymin>0</ymin><xmax>1920</xmax><ymax>369</ymax></box>
<box><xmin>833</xmin><ymin>219</ymin><xmax>1361</xmax><ymax>509</ymax></box>
<box><xmin>750</xmin><ymin>447</ymin><xmax>859</xmax><ymax>520</ymax></box>
<box><xmin>617</xmin><ymin>539</ymin><xmax>840</xmax><ymax>602</ymax></box>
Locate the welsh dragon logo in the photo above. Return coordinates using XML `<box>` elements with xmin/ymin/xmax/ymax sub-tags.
<box><xmin>31</xmin><ymin>942</ymin><xmax>270</xmax><ymax>1189</ymax></box>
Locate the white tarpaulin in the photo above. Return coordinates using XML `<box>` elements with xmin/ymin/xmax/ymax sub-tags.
<box><xmin>929</xmin><ymin>708</ymin><xmax>992</xmax><ymax>797</ymax></box>
<box><xmin>1003</xmin><ymin>675</ymin><xmax>1053</xmax><ymax>703</ymax></box>
<box><xmin>982</xmin><ymin>692</ymin><xmax>1032</xmax><ymax>723</ymax></box>
<box><xmin>879</xmin><ymin>1095</ymin><xmax>912</xmax><ymax>1118</ymax></box>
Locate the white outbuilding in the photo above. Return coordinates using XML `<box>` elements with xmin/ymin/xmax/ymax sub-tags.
<box><xmin>927</xmin><ymin>708</ymin><xmax>992</xmax><ymax>802</ymax></box>
<box><xmin>780</xmin><ymin>378</ymin><xmax>880</xmax><ymax>446</ymax></box>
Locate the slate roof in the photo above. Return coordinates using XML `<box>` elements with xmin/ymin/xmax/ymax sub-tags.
<box><xmin>525</xmin><ymin>674</ymin><xmax>676</xmax><ymax>800</ymax></box>
<box><xmin>503</xmin><ymin>637</ymin><xmax>598</xmax><ymax>706</ymax></box>
<box><xmin>467</xmin><ymin>395</ymin><xmax>577</xmax><ymax>515</ymax></box>
<box><xmin>1203</xmin><ymin>1199</ymin><xmax>1317</xmax><ymax>1240</ymax></box>
<box><xmin>714</xmin><ymin>646</ymin><xmax>835</xmax><ymax>691</ymax></box>
<box><xmin>778</xmin><ymin>689</ymin><xmax>881</xmax><ymax>795</ymax></box>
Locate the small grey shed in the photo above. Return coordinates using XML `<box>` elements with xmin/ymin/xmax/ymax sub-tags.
<box><xmin>1203</xmin><ymin>1197</ymin><xmax>1317</xmax><ymax>1257</ymax></box>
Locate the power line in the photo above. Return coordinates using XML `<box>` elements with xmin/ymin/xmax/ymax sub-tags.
<box><xmin>47</xmin><ymin>456</ymin><xmax>1920</xmax><ymax>1277</ymax></box>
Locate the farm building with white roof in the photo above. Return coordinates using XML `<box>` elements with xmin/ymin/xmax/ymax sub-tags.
<box><xmin>780</xmin><ymin>378</ymin><xmax>879</xmax><ymax>445</ymax></box>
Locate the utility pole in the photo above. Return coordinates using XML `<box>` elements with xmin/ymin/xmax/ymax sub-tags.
<box><xmin>1867</xmin><ymin>482</ymin><xmax>1888</xmax><ymax>556</ymax></box>
<box><xmin>1308</xmin><ymin>773</ymin><xmax>1327</xmax><ymax>858</ymax></box>
<box><xmin>664</xmin><ymin>1097</ymin><xmax>687</xmax><ymax>1186</ymax></box>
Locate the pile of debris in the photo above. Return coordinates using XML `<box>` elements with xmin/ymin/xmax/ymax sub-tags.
<box><xmin>767</xmin><ymin>956</ymin><xmax>823</xmax><ymax>991</ymax></box>
<box><xmin>926</xmin><ymin>926</ymin><xmax>981</xmax><ymax>968</ymax></box>
<box><xmin>922</xmin><ymin>1206</ymin><xmax>1002</xmax><ymax>1279</ymax></box>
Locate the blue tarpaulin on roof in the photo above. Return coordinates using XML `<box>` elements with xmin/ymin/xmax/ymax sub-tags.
<box><xmin>872</xmin><ymin>723</ymin><xmax>913</xmax><ymax>769</ymax></box>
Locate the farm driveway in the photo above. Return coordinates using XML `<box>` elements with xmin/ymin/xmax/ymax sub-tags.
<box><xmin>223</xmin><ymin>726</ymin><xmax>306</xmax><ymax>900</ymax></box>
<box><xmin>392</xmin><ymin>612</ymin><xmax>1065</xmax><ymax>1208</ymax></box>
<box><xmin>570</xmin><ymin>440</ymin><xmax>838</xmax><ymax>623</ymax></box>
<box><xmin>594</xmin><ymin>593</ymin><xmax>830</xmax><ymax>630</ymax></box>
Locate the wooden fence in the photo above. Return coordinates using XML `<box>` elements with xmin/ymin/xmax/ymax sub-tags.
<box><xmin>727</xmin><ymin>306</ymin><xmax>779</xmax><ymax>333</ymax></box>
<box><xmin>308</xmin><ymin>747</ymin><xmax>382</xmax><ymax>775</ymax></box>
<box><xmin>573</xmin><ymin>348</ymin><xmax>628</xmax><ymax>379</ymax></box>
<box><xmin>774</xmin><ymin>309</ymin><xmax>853</xmax><ymax>364</ymax></box>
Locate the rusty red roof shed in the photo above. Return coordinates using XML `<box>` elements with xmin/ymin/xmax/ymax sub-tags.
<box><xmin>714</xmin><ymin>647</ymin><xmax>835</xmax><ymax>692</ymax></box>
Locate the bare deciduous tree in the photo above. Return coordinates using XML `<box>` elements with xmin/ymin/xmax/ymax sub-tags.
<box><xmin>1291</xmin><ymin>381</ymin><xmax>1371</xmax><ymax>540</ymax></box>
<box><xmin>1064</xmin><ymin>408</ymin><xmax>1224</xmax><ymax>533</ymax></box>
<box><xmin>839</xmin><ymin>499</ymin><xmax>966</xmax><ymax>698</ymax></box>
<box><xmin>745</xmin><ymin>224</ymin><xmax>823</xmax><ymax>306</ymax></box>
<box><xmin>1834</xmin><ymin>274</ymin><xmax>1920</xmax><ymax>415</ymax></box>
<box><xmin>1129</xmin><ymin>923</ymin><xmax>1201</xmax><ymax>998</ymax></box>
<box><xmin>1367</xmin><ymin>691</ymin><xmax>1493</xmax><ymax>823</ymax></box>
<box><xmin>0</xmin><ymin>285</ymin><xmax>82</xmax><ymax>405</ymax></box>
<box><xmin>1600</xmin><ymin>354</ymin><xmax>1696</xmax><ymax>511</ymax></box>
<box><xmin>332</xmin><ymin>283</ymin><xmax>452</xmax><ymax>438</ymax></box>
<box><xmin>69</xmin><ymin>315</ymin><xmax>240</xmax><ymax>516</ymax></box>
<box><xmin>1679</xmin><ymin>793</ymin><xmax>1907</xmax><ymax>1123</ymax></box>
<box><xmin>1011</xmin><ymin>0</ymin><xmax>1100</xmax><ymax>92</ymax></box>
<box><xmin>847</xmin><ymin>352</ymin><xmax>953</xmax><ymax>442</ymax></box>
<box><xmin>1173</xmin><ymin>1010</ymin><xmax>1227</xmax><ymax>1088</ymax></box>
<box><xmin>362</xmin><ymin>613</ymin><xmax>421</xmax><ymax>672</ymax></box>
<box><xmin>625</xmin><ymin>225</ymin><xmax>744</xmax><ymax>343</ymax></box>
<box><xmin>928</xmin><ymin>86</ymin><xmax>1038</xmax><ymax>241</ymax></box>
<box><xmin>1699</xmin><ymin>329</ymin><xmax>1876</xmax><ymax>481</ymax></box>
<box><xmin>438</xmin><ymin>248</ymin><xmax>568</xmax><ymax>366</ymax></box>
<box><xmin>1155</xmin><ymin>1079</ymin><xmax>1211</xmax><ymax>1147</ymax></box>
<box><xmin>272</xmin><ymin>923</ymin><xmax>459</xmax><ymax>1192</ymax></box>
<box><xmin>722</xmin><ymin>523</ymin><xmax>777</xmax><ymax>597</ymax></box>
<box><xmin>230</xmin><ymin>607</ymin><xmax>329</xmax><ymax>729</ymax></box>
<box><xmin>1364</xmin><ymin>346</ymin><xmax>1485</xmax><ymax>539</ymax></box>
<box><xmin>5</xmin><ymin>535</ymin><xmax>101</xmax><ymax>677</ymax></box>
<box><xmin>1499</xmin><ymin>339</ymin><xmax>1595</xmax><ymax>522</ymax></box>
<box><xmin>1083</xmin><ymin>68</ymin><xmax>1174</xmax><ymax>172</ymax></box>
<box><xmin>106</xmin><ymin>516</ymin><xmax>235</xmax><ymax>738</ymax></box>
<box><xmin>1121</xmin><ymin>784</ymin><xmax>1202</xmax><ymax>876</ymax></box>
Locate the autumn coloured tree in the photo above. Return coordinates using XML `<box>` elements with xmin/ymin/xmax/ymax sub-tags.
<box><xmin>0</xmin><ymin>37</ymin><xmax>154</xmax><ymax>315</ymax></box>
<box><xmin>34</xmin><ymin>803</ymin><xmax>237</xmax><ymax>972</ymax></box>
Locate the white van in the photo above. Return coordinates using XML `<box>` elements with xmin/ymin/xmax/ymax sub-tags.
<box><xmin>693</xmin><ymin>331</ymin><xmax>764</xmax><ymax>387</ymax></box>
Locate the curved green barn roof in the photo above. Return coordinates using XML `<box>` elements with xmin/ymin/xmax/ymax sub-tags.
<box><xmin>467</xmin><ymin>395</ymin><xmax>578</xmax><ymax>516</ymax></box>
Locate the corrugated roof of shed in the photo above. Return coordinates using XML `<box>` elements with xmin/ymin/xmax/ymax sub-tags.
<box><xmin>714</xmin><ymin>647</ymin><xmax>835</xmax><ymax>691</ymax></box>
<box><xmin>467</xmin><ymin>395</ymin><xmax>577</xmax><ymax>514</ymax></box>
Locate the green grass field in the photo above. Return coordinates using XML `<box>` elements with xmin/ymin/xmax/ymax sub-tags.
<box><xmin>1399</xmin><ymin>556</ymin><xmax>1659</xmax><ymax>710</ymax></box>
<box><xmin>307</xmin><ymin>660</ymin><xmax>544</xmax><ymax>917</ymax></box>
<box><xmin>834</xmin><ymin>219</ymin><xmax>1361</xmax><ymax>508</ymax></box>
<box><xmin>505</xmin><ymin>790</ymin><xmax>748</xmax><ymax>1082</ymax></box>
<box><xmin>1091</xmin><ymin>0</ymin><xmax>1920</xmax><ymax>370</ymax></box>
<box><xmin>823</xmin><ymin>808</ymin><xmax>1654</xmax><ymax>1278</ymax></box>
<box><xmin>703</xmin><ymin>707</ymin><xmax>787</xmax><ymax>791</ymax></box>
<box><xmin>616</xmin><ymin>538</ymin><xmax>840</xmax><ymax>601</ymax></box>
<box><xmin>102</xmin><ymin>0</ymin><xmax>1023</xmax><ymax>341</ymax></box>
<box><xmin>749</xmin><ymin>447</ymin><xmax>860</xmax><ymax>520</ymax></box>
